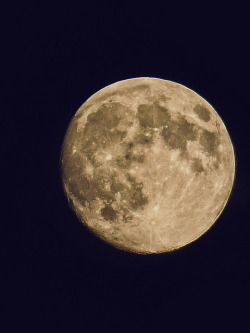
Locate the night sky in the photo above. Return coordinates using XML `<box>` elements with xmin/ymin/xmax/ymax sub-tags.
<box><xmin>2</xmin><ymin>3</ymin><xmax>250</xmax><ymax>332</ymax></box>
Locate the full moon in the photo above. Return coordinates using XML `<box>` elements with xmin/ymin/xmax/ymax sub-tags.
<box><xmin>61</xmin><ymin>77</ymin><xmax>235</xmax><ymax>254</ymax></box>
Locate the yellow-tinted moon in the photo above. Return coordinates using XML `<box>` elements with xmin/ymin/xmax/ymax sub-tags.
<box><xmin>61</xmin><ymin>78</ymin><xmax>235</xmax><ymax>254</ymax></box>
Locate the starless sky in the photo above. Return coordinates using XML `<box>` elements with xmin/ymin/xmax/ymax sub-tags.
<box><xmin>2</xmin><ymin>2</ymin><xmax>250</xmax><ymax>332</ymax></box>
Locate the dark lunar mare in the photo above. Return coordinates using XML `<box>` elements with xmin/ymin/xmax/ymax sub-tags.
<box><xmin>136</xmin><ymin>101</ymin><xmax>221</xmax><ymax>173</ymax></box>
<box><xmin>63</xmin><ymin>97</ymin><xmax>221</xmax><ymax>226</ymax></box>
<box><xmin>64</xmin><ymin>101</ymin><xmax>151</xmax><ymax>223</ymax></box>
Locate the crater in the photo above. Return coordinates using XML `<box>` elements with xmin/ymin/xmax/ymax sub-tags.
<box><xmin>193</xmin><ymin>104</ymin><xmax>211</xmax><ymax>122</ymax></box>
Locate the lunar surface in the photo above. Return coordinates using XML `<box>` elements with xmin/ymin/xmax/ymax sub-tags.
<box><xmin>61</xmin><ymin>77</ymin><xmax>235</xmax><ymax>254</ymax></box>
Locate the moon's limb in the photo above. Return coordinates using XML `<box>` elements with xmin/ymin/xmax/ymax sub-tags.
<box><xmin>61</xmin><ymin>77</ymin><xmax>235</xmax><ymax>254</ymax></box>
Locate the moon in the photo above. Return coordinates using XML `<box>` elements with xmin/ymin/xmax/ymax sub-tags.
<box><xmin>61</xmin><ymin>77</ymin><xmax>235</xmax><ymax>254</ymax></box>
